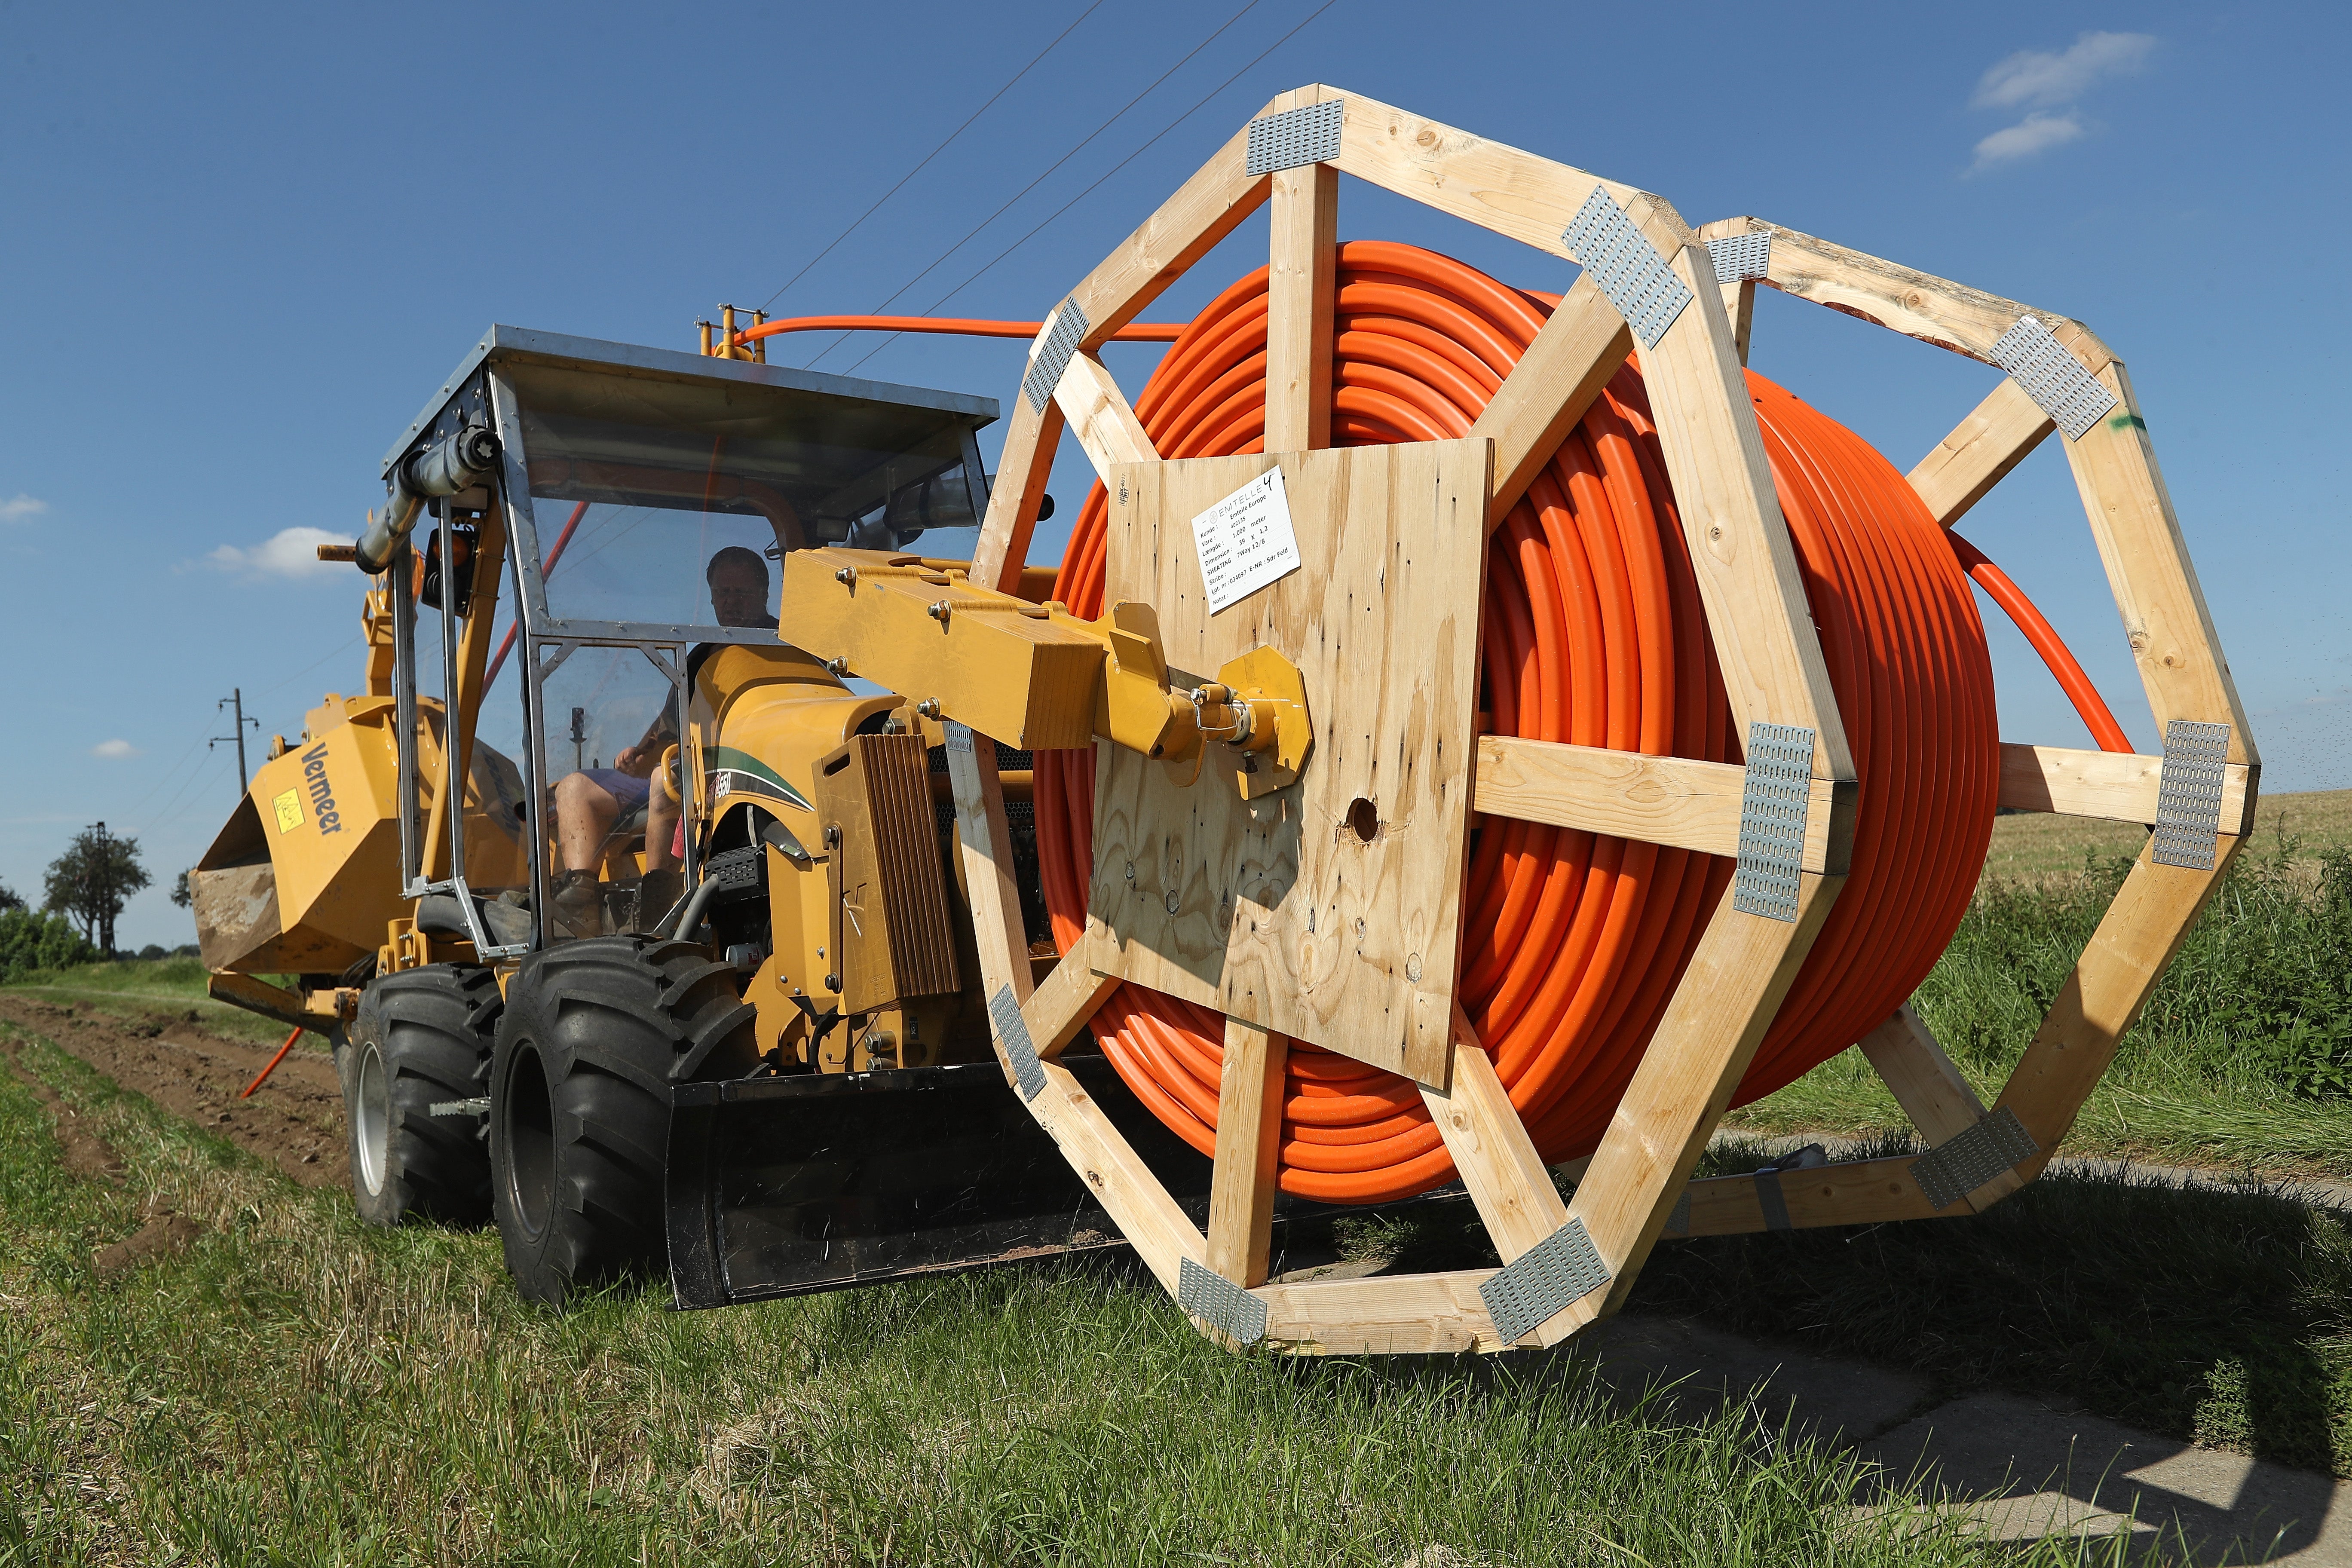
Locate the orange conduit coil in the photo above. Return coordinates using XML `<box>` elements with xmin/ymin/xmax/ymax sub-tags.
<box><xmin>1032</xmin><ymin>241</ymin><xmax>2002</xmax><ymax>1205</ymax></box>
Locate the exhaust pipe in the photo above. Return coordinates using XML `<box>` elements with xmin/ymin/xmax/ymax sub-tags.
<box><xmin>354</xmin><ymin>424</ymin><xmax>502</xmax><ymax>574</ymax></box>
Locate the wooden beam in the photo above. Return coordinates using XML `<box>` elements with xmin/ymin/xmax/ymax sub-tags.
<box><xmin>1206</xmin><ymin>1017</ymin><xmax>1287</xmax><ymax>1287</ymax></box>
<box><xmin>2062</xmin><ymin>361</ymin><xmax>2258</xmax><ymax>764</ymax></box>
<box><xmin>1255</xmin><ymin>1268</ymin><xmax>1510</xmax><ymax>1355</ymax></box>
<box><xmin>1996</xmin><ymin>836</ymin><xmax>2240</xmax><ymax>1168</ymax></box>
<box><xmin>1856</xmin><ymin>1003</ymin><xmax>1986</xmax><ymax>1147</ymax></box>
<box><xmin>1021</xmin><ymin>940</ymin><xmax>1119</xmax><ymax>1059</ymax></box>
<box><xmin>1474</xmin><ymin>735</ymin><xmax>1855</xmax><ymax>875</ymax></box>
<box><xmin>1053</xmin><ymin>351</ymin><xmax>1157</xmax><ymax>485</ymax></box>
<box><xmin>1709</xmin><ymin>216</ymin><xmax>2115</xmax><ymax>373</ymax></box>
<box><xmin>968</xmin><ymin>391</ymin><xmax>1066</xmax><ymax>594</ymax></box>
<box><xmin>1420</xmin><ymin>1011</ymin><xmax>1568</xmax><ymax>1265</ymax></box>
<box><xmin>1675</xmin><ymin>1153</ymin><xmax>1958</xmax><ymax>1236</ymax></box>
<box><xmin>1264</xmin><ymin>109</ymin><xmax>1337</xmax><ymax>453</ymax></box>
<box><xmin>1998</xmin><ymin>741</ymin><xmax>2255</xmax><ymax>832</ymax></box>
<box><xmin>1332</xmin><ymin>89</ymin><xmax>1690</xmax><ymax>260</ymax></box>
<box><xmin>1636</xmin><ymin>242</ymin><xmax>1855</xmax><ymax>783</ymax></box>
<box><xmin>1561</xmin><ymin>872</ymin><xmax>1842</xmax><ymax>1332</ymax></box>
<box><xmin>1462</xmin><ymin>274</ymin><xmax>1631</xmax><ymax>525</ymax></box>
<box><xmin>943</xmin><ymin>723</ymin><xmax>1034</xmax><ymax>1008</ymax></box>
<box><xmin>1907</xmin><ymin>378</ymin><xmax>2053</xmax><ymax>529</ymax></box>
<box><xmin>1013</xmin><ymin>1052</ymin><xmax>1207</xmax><ymax>1296</ymax></box>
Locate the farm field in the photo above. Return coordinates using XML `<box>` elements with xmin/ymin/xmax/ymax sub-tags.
<box><xmin>2</xmin><ymin>793</ymin><xmax>2348</xmax><ymax>1562</ymax></box>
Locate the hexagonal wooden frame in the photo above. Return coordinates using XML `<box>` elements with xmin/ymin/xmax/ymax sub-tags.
<box><xmin>935</xmin><ymin>86</ymin><xmax>2257</xmax><ymax>1354</ymax></box>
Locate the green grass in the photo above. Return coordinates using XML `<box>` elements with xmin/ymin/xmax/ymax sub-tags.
<box><xmin>1</xmin><ymin>956</ymin><xmax>302</xmax><ymax>1046</ymax></box>
<box><xmin>2</xmin><ymin>1027</ymin><xmax>2151</xmax><ymax>1568</ymax></box>
<box><xmin>1727</xmin><ymin>830</ymin><xmax>2352</xmax><ymax>1176</ymax></box>
<box><xmin>1980</xmin><ymin>786</ymin><xmax>2352</xmax><ymax>884</ymax></box>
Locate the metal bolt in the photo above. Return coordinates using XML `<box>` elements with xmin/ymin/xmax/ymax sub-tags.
<box><xmin>834</xmin><ymin>565</ymin><xmax>858</xmax><ymax>586</ymax></box>
<box><xmin>823</xmin><ymin>657</ymin><xmax>848</xmax><ymax>677</ymax></box>
<box><xmin>824</xmin><ymin>973</ymin><xmax>840</xmax><ymax>992</ymax></box>
<box><xmin>926</xmin><ymin>600</ymin><xmax>951</xmax><ymax>622</ymax></box>
<box><xmin>915</xmin><ymin>698</ymin><xmax>942</xmax><ymax>720</ymax></box>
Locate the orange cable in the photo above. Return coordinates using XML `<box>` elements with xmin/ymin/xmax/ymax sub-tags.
<box><xmin>1945</xmin><ymin>530</ymin><xmax>2134</xmax><ymax>753</ymax></box>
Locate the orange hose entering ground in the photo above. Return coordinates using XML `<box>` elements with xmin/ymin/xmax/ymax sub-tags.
<box><xmin>1030</xmin><ymin>241</ymin><xmax>2002</xmax><ymax>1205</ymax></box>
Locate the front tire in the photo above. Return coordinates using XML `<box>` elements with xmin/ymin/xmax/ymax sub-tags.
<box><xmin>490</xmin><ymin>937</ymin><xmax>758</xmax><ymax>1305</ymax></box>
<box><xmin>337</xmin><ymin>964</ymin><xmax>502</xmax><ymax>1226</ymax></box>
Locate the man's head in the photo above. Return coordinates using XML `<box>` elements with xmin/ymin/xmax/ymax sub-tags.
<box><xmin>706</xmin><ymin>547</ymin><xmax>771</xmax><ymax>628</ymax></box>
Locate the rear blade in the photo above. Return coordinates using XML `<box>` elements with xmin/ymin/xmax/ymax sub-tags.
<box><xmin>665</xmin><ymin>1055</ymin><xmax>1213</xmax><ymax>1308</ymax></box>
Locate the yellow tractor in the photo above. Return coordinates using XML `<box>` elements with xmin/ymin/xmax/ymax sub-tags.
<box><xmin>193</xmin><ymin>86</ymin><xmax>2255</xmax><ymax>1355</ymax></box>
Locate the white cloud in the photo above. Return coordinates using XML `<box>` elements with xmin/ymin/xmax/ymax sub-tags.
<box><xmin>1969</xmin><ymin>112</ymin><xmax>2086</xmax><ymax>172</ymax></box>
<box><xmin>0</xmin><ymin>493</ymin><xmax>47</xmax><ymax>522</ymax></box>
<box><xmin>91</xmin><ymin>739</ymin><xmax>139</xmax><ymax>759</ymax></box>
<box><xmin>1973</xmin><ymin>32</ymin><xmax>2156</xmax><ymax>110</ymax></box>
<box><xmin>207</xmin><ymin>526</ymin><xmax>349</xmax><ymax>580</ymax></box>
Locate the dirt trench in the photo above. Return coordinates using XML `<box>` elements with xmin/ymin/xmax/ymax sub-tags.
<box><xmin>0</xmin><ymin>995</ymin><xmax>348</xmax><ymax>1190</ymax></box>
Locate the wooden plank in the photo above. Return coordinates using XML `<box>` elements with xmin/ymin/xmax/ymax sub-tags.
<box><xmin>1420</xmin><ymin>1010</ymin><xmax>1568</xmax><ymax>1263</ymax></box>
<box><xmin>1725</xmin><ymin>279</ymin><xmax>1756</xmax><ymax>367</ymax></box>
<box><xmin>1462</xmin><ymin>274</ymin><xmax>1630</xmax><ymax>525</ymax></box>
<box><xmin>943</xmin><ymin>723</ymin><xmax>1034</xmax><ymax>1007</ymax></box>
<box><xmin>1087</xmin><ymin>442</ymin><xmax>1491</xmax><ymax>1087</ymax></box>
<box><xmin>968</xmin><ymin>391</ymin><xmax>1065</xmax><ymax>594</ymax></box>
<box><xmin>1996</xmin><ymin>835</ymin><xmax>2240</xmax><ymax>1167</ymax></box>
<box><xmin>1907</xmin><ymin>378</ymin><xmax>2053</xmax><ymax>529</ymax></box>
<box><xmin>1675</xmin><ymin>1154</ymin><xmax>1958</xmax><ymax>1236</ymax></box>
<box><xmin>1053</xmin><ymin>351</ymin><xmax>1158</xmax><ymax>485</ymax></box>
<box><xmin>1255</xmin><ymin>1268</ymin><xmax>1510</xmax><ymax>1355</ymax></box>
<box><xmin>1021</xmin><ymin>939</ymin><xmax>1119</xmax><ymax>1058</ymax></box>
<box><xmin>1264</xmin><ymin>122</ymin><xmax>1337</xmax><ymax>453</ymax></box>
<box><xmin>1857</xmin><ymin>1003</ymin><xmax>1987</xmax><ymax>1147</ymax></box>
<box><xmin>1011</xmin><ymin>1051</ymin><xmax>1207</xmax><ymax>1295</ymax></box>
<box><xmin>1206</xmin><ymin>1017</ymin><xmax>1287</xmax><ymax>1286</ymax></box>
<box><xmin>1998</xmin><ymin>741</ymin><xmax>2254</xmax><ymax>832</ymax></box>
<box><xmin>1474</xmin><ymin>735</ymin><xmax>1854</xmax><ymax>875</ymax></box>
<box><xmin>1331</xmin><ymin>89</ymin><xmax>1689</xmax><ymax>260</ymax></box>
<box><xmin>1560</xmin><ymin>872</ymin><xmax>1843</xmax><ymax>1333</ymax></box>
<box><xmin>1638</xmin><ymin>242</ymin><xmax>1855</xmax><ymax>783</ymax></box>
<box><xmin>2062</xmin><ymin>361</ymin><xmax>2259</xmax><ymax>764</ymax></box>
<box><xmin>1711</xmin><ymin>216</ymin><xmax>2116</xmax><ymax>373</ymax></box>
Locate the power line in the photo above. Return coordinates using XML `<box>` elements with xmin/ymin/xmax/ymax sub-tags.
<box><xmin>800</xmin><ymin>0</ymin><xmax>1264</xmax><ymax>370</ymax></box>
<box><xmin>114</xmin><ymin>731</ymin><xmax>212</xmax><ymax>820</ymax></box>
<box><xmin>756</xmin><ymin>0</ymin><xmax>1107</xmax><ymax>314</ymax></box>
<box><xmin>839</xmin><ymin>0</ymin><xmax>1341</xmax><ymax>377</ymax></box>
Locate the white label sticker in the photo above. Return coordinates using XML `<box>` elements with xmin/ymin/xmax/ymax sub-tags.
<box><xmin>1190</xmin><ymin>466</ymin><xmax>1302</xmax><ymax>615</ymax></box>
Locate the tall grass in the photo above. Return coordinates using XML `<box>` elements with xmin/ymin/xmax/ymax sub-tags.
<box><xmin>1</xmin><ymin>1028</ymin><xmax>2138</xmax><ymax>1568</ymax></box>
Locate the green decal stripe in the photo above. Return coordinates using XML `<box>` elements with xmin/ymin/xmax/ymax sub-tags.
<box><xmin>706</xmin><ymin>747</ymin><xmax>811</xmax><ymax>811</ymax></box>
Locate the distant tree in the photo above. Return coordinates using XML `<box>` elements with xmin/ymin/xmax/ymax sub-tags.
<box><xmin>0</xmin><ymin>909</ymin><xmax>97</xmax><ymax>980</ymax></box>
<box><xmin>43</xmin><ymin>822</ymin><xmax>150</xmax><ymax>957</ymax></box>
<box><xmin>137</xmin><ymin>943</ymin><xmax>167</xmax><ymax>961</ymax></box>
<box><xmin>170</xmin><ymin>870</ymin><xmax>193</xmax><ymax>910</ymax></box>
<box><xmin>0</xmin><ymin>882</ymin><xmax>21</xmax><ymax>913</ymax></box>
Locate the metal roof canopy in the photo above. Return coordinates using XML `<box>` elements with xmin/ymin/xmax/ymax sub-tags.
<box><xmin>381</xmin><ymin>325</ymin><xmax>1000</xmax><ymax>481</ymax></box>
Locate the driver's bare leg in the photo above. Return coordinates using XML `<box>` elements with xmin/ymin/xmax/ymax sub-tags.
<box><xmin>555</xmin><ymin>773</ymin><xmax>622</xmax><ymax>874</ymax></box>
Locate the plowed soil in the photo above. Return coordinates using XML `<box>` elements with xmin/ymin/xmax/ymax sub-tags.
<box><xmin>0</xmin><ymin>995</ymin><xmax>347</xmax><ymax>1189</ymax></box>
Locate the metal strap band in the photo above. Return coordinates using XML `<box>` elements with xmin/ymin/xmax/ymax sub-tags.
<box><xmin>2152</xmin><ymin>720</ymin><xmax>2230</xmax><ymax>870</ymax></box>
<box><xmin>1665</xmin><ymin>1188</ymin><xmax>1691</xmax><ymax>1237</ymax></box>
<box><xmin>1021</xmin><ymin>300</ymin><xmax>1090</xmax><ymax>413</ymax></box>
<box><xmin>1911</xmin><ymin>1105</ymin><xmax>2039</xmax><ymax>1212</ymax></box>
<box><xmin>1752</xmin><ymin>1167</ymin><xmax>1792</xmax><ymax>1231</ymax></box>
<box><xmin>1732</xmin><ymin>722</ymin><xmax>1814</xmax><ymax>922</ymax></box>
<box><xmin>1561</xmin><ymin>187</ymin><xmax>1694</xmax><ymax>349</ymax></box>
<box><xmin>990</xmin><ymin>983</ymin><xmax>1046</xmax><ymax>1101</ymax></box>
<box><xmin>1178</xmin><ymin>1257</ymin><xmax>1268</xmax><ymax>1345</ymax></box>
<box><xmin>1990</xmin><ymin>315</ymin><xmax>2118</xmax><ymax>441</ymax></box>
<box><xmin>1479</xmin><ymin>1216</ymin><xmax>1611</xmax><ymax>1344</ymax></box>
<box><xmin>1245</xmin><ymin>98</ymin><xmax>1343</xmax><ymax>175</ymax></box>
<box><xmin>1705</xmin><ymin>230</ymin><xmax>1771</xmax><ymax>284</ymax></box>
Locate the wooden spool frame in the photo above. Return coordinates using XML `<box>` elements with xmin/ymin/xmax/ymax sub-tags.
<box><xmin>941</xmin><ymin>85</ymin><xmax>2259</xmax><ymax>1354</ymax></box>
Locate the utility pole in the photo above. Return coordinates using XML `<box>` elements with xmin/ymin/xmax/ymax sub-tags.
<box><xmin>89</xmin><ymin>821</ymin><xmax>111</xmax><ymax>955</ymax></box>
<box><xmin>212</xmin><ymin>687</ymin><xmax>259</xmax><ymax>796</ymax></box>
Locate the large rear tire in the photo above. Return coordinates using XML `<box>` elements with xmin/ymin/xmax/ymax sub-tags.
<box><xmin>489</xmin><ymin>937</ymin><xmax>759</xmax><ymax>1306</ymax></box>
<box><xmin>337</xmin><ymin>964</ymin><xmax>502</xmax><ymax>1226</ymax></box>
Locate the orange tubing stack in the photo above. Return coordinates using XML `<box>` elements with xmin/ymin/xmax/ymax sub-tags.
<box><xmin>1033</xmin><ymin>241</ymin><xmax>2000</xmax><ymax>1205</ymax></box>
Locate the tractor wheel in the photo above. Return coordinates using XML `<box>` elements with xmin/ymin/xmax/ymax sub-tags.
<box><xmin>489</xmin><ymin>936</ymin><xmax>759</xmax><ymax>1306</ymax></box>
<box><xmin>337</xmin><ymin>964</ymin><xmax>502</xmax><ymax>1227</ymax></box>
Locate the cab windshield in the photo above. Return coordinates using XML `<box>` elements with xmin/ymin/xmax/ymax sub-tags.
<box><xmin>505</xmin><ymin>358</ymin><xmax>989</xmax><ymax>630</ymax></box>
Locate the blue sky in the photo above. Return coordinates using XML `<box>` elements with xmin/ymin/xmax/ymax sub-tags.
<box><xmin>3</xmin><ymin>1</ymin><xmax>2345</xmax><ymax>949</ymax></box>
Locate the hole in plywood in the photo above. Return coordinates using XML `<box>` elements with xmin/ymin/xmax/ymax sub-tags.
<box><xmin>1345</xmin><ymin>797</ymin><xmax>1380</xmax><ymax>844</ymax></box>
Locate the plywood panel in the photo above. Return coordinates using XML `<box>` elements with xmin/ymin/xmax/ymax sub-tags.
<box><xmin>1086</xmin><ymin>442</ymin><xmax>1491</xmax><ymax>1086</ymax></box>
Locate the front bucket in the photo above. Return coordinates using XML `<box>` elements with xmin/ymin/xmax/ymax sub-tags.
<box><xmin>666</xmin><ymin>1055</ymin><xmax>1214</xmax><ymax>1308</ymax></box>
